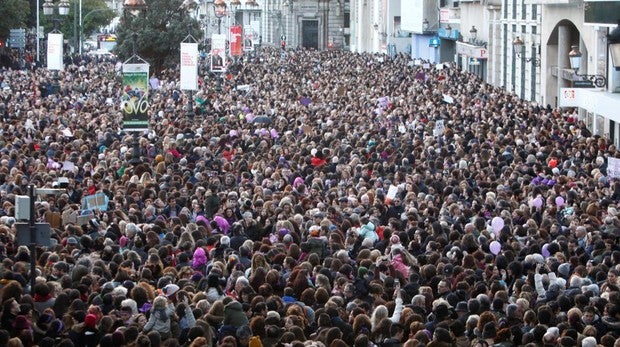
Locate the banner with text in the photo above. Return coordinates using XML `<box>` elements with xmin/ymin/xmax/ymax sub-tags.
<box><xmin>180</xmin><ymin>42</ymin><xmax>199</xmax><ymax>90</ymax></box>
<box><xmin>47</xmin><ymin>33</ymin><xmax>64</xmax><ymax>71</ymax></box>
<box><xmin>210</xmin><ymin>34</ymin><xmax>227</xmax><ymax>72</ymax></box>
<box><xmin>121</xmin><ymin>63</ymin><xmax>150</xmax><ymax>132</ymax></box>
<box><xmin>230</xmin><ymin>25</ymin><xmax>243</xmax><ymax>56</ymax></box>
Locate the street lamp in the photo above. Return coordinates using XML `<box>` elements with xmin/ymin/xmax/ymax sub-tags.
<box><xmin>512</xmin><ymin>36</ymin><xmax>540</xmax><ymax>67</ymax></box>
<box><xmin>123</xmin><ymin>0</ymin><xmax>147</xmax><ymax>166</ymax></box>
<box><xmin>469</xmin><ymin>26</ymin><xmax>477</xmax><ymax>43</ymax></box>
<box><xmin>124</xmin><ymin>0</ymin><xmax>147</xmax><ymax>17</ymax></box>
<box><xmin>43</xmin><ymin>0</ymin><xmax>70</xmax><ymax>95</ymax></box>
<box><xmin>43</xmin><ymin>0</ymin><xmax>70</xmax><ymax>28</ymax></box>
<box><xmin>609</xmin><ymin>21</ymin><xmax>620</xmax><ymax>71</ymax></box>
<box><xmin>422</xmin><ymin>19</ymin><xmax>429</xmax><ymax>32</ymax></box>
<box><xmin>569</xmin><ymin>45</ymin><xmax>607</xmax><ymax>88</ymax></box>
<box><xmin>445</xmin><ymin>24</ymin><xmax>452</xmax><ymax>38</ymax></box>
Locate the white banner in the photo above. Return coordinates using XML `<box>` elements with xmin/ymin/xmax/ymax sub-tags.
<box><xmin>180</xmin><ymin>42</ymin><xmax>198</xmax><ymax>91</ymax></box>
<box><xmin>210</xmin><ymin>34</ymin><xmax>227</xmax><ymax>72</ymax></box>
<box><xmin>609</xmin><ymin>158</ymin><xmax>620</xmax><ymax>178</ymax></box>
<box><xmin>47</xmin><ymin>33</ymin><xmax>64</xmax><ymax>71</ymax></box>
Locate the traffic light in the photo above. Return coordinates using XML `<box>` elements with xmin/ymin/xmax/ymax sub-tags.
<box><xmin>0</xmin><ymin>40</ymin><xmax>4</xmax><ymax>48</ymax></box>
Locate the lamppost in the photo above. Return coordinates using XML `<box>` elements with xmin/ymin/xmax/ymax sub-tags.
<box><xmin>512</xmin><ymin>36</ymin><xmax>540</xmax><ymax>67</ymax></box>
<box><xmin>123</xmin><ymin>0</ymin><xmax>147</xmax><ymax>166</ymax></box>
<box><xmin>469</xmin><ymin>26</ymin><xmax>477</xmax><ymax>43</ymax></box>
<box><xmin>214</xmin><ymin>0</ymin><xmax>227</xmax><ymax>34</ymax></box>
<box><xmin>609</xmin><ymin>21</ymin><xmax>620</xmax><ymax>71</ymax></box>
<box><xmin>43</xmin><ymin>0</ymin><xmax>70</xmax><ymax>94</ymax></box>
<box><xmin>24</xmin><ymin>185</ymin><xmax>65</xmax><ymax>293</ymax></box>
<box><xmin>43</xmin><ymin>0</ymin><xmax>70</xmax><ymax>29</ymax></box>
<box><xmin>568</xmin><ymin>45</ymin><xmax>607</xmax><ymax>88</ymax></box>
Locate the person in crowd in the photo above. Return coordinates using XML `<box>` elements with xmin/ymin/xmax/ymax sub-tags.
<box><xmin>0</xmin><ymin>46</ymin><xmax>618</xmax><ymax>347</ymax></box>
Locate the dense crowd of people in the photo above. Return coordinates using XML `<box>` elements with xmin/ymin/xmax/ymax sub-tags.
<box><xmin>0</xmin><ymin>46</ymin><xmax>618</xmax><ymax>347</ymax></box>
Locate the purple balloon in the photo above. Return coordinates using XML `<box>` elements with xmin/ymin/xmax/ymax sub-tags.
<box><xmin>491</xmin><ymin>217</ymin><xmax>504</xmax><ymax>233</ymax></box>
<box><xmin>555</xmin><ymin>196</ymin><xmax>565</xmax><ymax>207</ymax></box>
<box><xmin>270</xmin><ymin>129</ymin><xmax>279</xmax><ymax>138</ymax></box>
<box><xmin>490</xmin><ymin>241</ymin><xmax>501</xmax><ymax>255</ymax></box>
<box><xmin>542</xmin><ymin>243</ymin><xmax>550</xmax><ymax>258</ymax></box>
<box><xmin>532</xmin><ymin>197</ymin><xmax>543</xmax><ymax>208</ymax></box>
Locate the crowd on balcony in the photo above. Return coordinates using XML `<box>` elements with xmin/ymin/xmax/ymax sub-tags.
<box><xmin>0</xmin><ymin>47</ymin><xmax>618</xmax><ymax>347</ymax></box>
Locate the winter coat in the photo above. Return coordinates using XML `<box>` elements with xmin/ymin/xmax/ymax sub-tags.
<box><xmin>144</xmin><ymin>304</ymin><xmax>175</xmax><ymax>334</ymax></box>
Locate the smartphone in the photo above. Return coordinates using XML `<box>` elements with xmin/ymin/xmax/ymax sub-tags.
<box><xmin>395</xmin><ymin>279</ymin><xmax>400</xmax><ymax>287</ymax></box>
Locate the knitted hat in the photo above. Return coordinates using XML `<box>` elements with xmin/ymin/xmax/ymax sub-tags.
<box><xmin>84</xmin><ymin>314</ymin><xmax>97</xmax><ymax>329</ymax></box>
<box><xmin>557</xmin><ymin>263</ymin><xmax>571</xmax><ymax>278</ymax></box>
<box><xmin>358</xmin><ymin>266</ymin><xmax>368</xmax><ymax>278</ymax></box>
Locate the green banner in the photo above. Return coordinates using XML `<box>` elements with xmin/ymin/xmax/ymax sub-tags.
<box><xmin>122</xmin><ymin>63</ymin><xmax>150</xmax><ymax>132</ymax></box>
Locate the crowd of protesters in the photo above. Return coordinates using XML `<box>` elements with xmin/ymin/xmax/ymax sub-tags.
<box><xmin>0</xmin><ymin>45</ymin><xmax>618</xmax><ymax>347</ymax></box>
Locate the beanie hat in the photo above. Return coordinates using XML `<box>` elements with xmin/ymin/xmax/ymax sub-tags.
<box><xmin>358</xmin><ymin>267</ymin><xmax>368</xmax><ymax>278</ymax></box>
<box><xmin>84</xmin><ymin>314</ymin><xmax>97</xmax><ymax>329</ymax></box>
<box><xmin>119</xmin><ymin>236</ymin><xmax>128</xmax><ymax>248</ymax></box>
<box><xmin>558</xmin><ymin>263</ymin><xmax>571</xmax><ymax>278</ymax></box>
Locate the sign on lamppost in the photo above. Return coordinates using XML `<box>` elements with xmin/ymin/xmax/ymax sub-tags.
<box><xmin>180</xmin><ymin>42</ymin><xmax>199</xmax><ymax>91</ymax></box>
<box><xmin>230</xmin><ymin>25</ymin><xmax>243</xmax><ymax>56</ymax></box>
<box><xmin>47</xmin><ymin>33</ymin><xmax>64</xmax><ymax>70</ymax></box>
<box><xmin>210</xmin><ymin>33</ymin><xmax>227</xmax><ymax>72</ymax></box>
<box><xmin>121</xmin><ymin>63</ymin><xmax>150</xmax><ymax>132</ymax></box>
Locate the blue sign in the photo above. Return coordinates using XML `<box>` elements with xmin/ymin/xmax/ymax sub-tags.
<box><xmin>429</xmin><ymin>37</ymin><xmax>440</xmax><ymax>48</ymax></box>
<box><xmin>437</xmin><ymin>27</ymin><xmax>460</xmax><ymax>40</ymax></box>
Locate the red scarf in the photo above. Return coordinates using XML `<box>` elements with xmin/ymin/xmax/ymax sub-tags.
<box><xmin>34</xmin><ymin>293</ymin><xmax>52</xmax><ymax>302</ymax></box>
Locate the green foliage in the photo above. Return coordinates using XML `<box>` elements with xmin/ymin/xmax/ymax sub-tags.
<box><xmin>41</xmin><ymin>0</ymin><xmax>115</xmax><ymax>49</ymax></box>
<box><xmin>0</xmin><ymin>0</ymin><xmax>30</xmax><ymax>40</ymax></box>
<box><xmin>114</xmin><ymin>0</ymin><xmax>203</xmax><ymax>73</ymax></box>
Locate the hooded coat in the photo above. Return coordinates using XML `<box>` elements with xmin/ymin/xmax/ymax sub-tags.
<box><xmin>223</xmin><ymin>301</ymin><xmax>249</xmax><ymax>328</ymax></box>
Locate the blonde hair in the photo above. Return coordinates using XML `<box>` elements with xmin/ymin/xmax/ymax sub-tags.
<box><xmin>153</xmin><ymin>295</ymin><xmax>168</xmax><ymax>309</ymax></box>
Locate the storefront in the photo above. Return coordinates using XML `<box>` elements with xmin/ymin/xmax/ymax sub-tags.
<box><xmin>559</xmin><ymin>87</ymin><xmax>620</xmax><ymax>146</ymax></box>
<box><xmin>456</xmin><ymin>41</ymin><xmax>488</xmax><ymax>80</ymax></box>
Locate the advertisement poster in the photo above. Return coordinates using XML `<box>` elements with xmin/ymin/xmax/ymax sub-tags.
<box><xmin>121</xmin><ymin>63</ymin><xmax>150</xmax><ymax>132</ymax></box>
<box><xmin>230</xmin><ymin>25</ymin><xmax>243</xmax><ymax>56</ymax></box>
<box><xmin>180</xmin><ymin>42</ymin><xmax>198</xmax><ymax>90</ymax></box>
<box><xmin>210</xmin><ymin>34</ymin><xmax>227</xmax><ymax>72</ymax></box>
<box><xmin>47</xmin><ymin>33</ymin><xmax>64</xmax><ymax>71</ymax></box>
